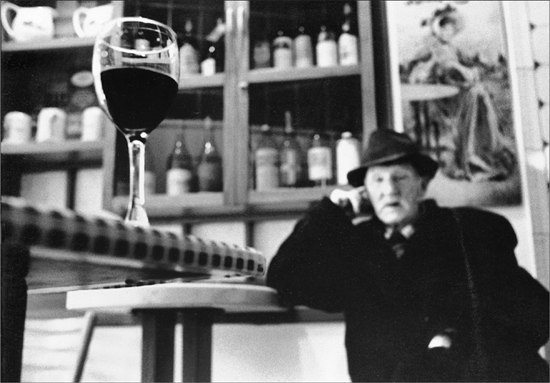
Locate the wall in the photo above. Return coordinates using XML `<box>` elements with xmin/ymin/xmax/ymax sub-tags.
<box><xmin>20</xmin><ymin>1</ymin><xmax>549</xmax><ymax>381</ymax></box>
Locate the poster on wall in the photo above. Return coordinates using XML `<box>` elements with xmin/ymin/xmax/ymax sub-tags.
<box><xmin>386</xmin><ymin>1</ymin><xmax>521</xmax><ymax>206</ymax></box>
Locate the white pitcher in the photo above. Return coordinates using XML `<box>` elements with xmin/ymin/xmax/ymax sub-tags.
<box><xmin>1</xmin><ymin>2</ymin><xmax>56</xmax><ymax>42</ymax></box>
<box><xmin>72</xmin><ymin>3</ymin><xmax>114</xmax><ymax>38</ymax></box>
<box><xmin>36</xmin><ymin>108</ymin><xmax>67</xmax><ymax>143</ymax></box>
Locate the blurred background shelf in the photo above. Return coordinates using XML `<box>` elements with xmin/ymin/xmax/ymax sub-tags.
<box><xmin>1</xmin><ymin>37</ymin><xmax>96</xmax><ymax>52</ymax></box>
<box><xmin>248</xmin><ymin>65</ymin><xmax>360</xmax><ymax>84</ymax></box>
<box><xmin>1</xmin><ymin>140</ymin><xmax>104</xmax><ymax>165</ymax></box>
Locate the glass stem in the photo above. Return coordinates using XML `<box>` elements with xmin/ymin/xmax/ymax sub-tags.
<box><xmin>126</xmin><ymin>136</ymin><xmax>149</xmax><ymax>226</ymax></box>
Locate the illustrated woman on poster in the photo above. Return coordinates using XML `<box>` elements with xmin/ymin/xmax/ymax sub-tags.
<box><xmin>406</xmin><ymin>4</ymin><xmax>516</xmax><ymax>182</ymax></box>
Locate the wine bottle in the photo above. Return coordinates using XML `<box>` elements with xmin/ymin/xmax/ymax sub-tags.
<box><xmin>202</xmin><ymin>18</ymin><xmax>225</xmax><ymax>75</ymax></box>
<box><xmin>166</xmin><ymin>131</ymin><xmax>195</xmax><ymax>195</ymax></box>
<box><xmin>255</xmin><ymin>124</ymin><xmax>279</xmax><ymax>190</ymax></box>
<box><xmin>279</xmin><ymin>111</ymin><xmax>302</xmax><ymax>187</ymax></box>
<box><xmin>178</xmin><ymin>19</ymin><xmax>200</xmax><ymax>79</ymax></box>
<box><xmin>308</xmin><ymin>133</ymin><xmax>333</xmax><ymax>186</ymax></box>
<box><xmin>197</xmin><ymin>117</ymin><xmax>223</xmax><ymax>192</ymax></box>
<box><xmin>316</xmin><ymin>23</ymin><xmax>338</xmax><ymax>67</ymax></box>
<box><xmin>201</xmin><ymin>42</ymin><xmax>217</xmax><ymax>76</ymax></box>
<box><xmin>294</xmin><ymin>25</ymin><xmax>313</xmax><ymax>68</ymax></box>
<box><xmin>273</xmin><ymin>29</ymin><xmax>293</xmax><ymax>69</ymax></box>
<box><xmin>338</xmin><ymin>2</ymin><xmax>359</xmax><ymax>66</ymax></box>
<box><xmin>336</xmin><ymin>131</ymin><xmax>361</xmax><ymax>185</ymax></box>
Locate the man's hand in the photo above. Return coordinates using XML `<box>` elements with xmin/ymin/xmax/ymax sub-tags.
<box><xmin>330</xmin><ymin>187</ymin><xmax>368</xmax><ymax>215</ymax></box>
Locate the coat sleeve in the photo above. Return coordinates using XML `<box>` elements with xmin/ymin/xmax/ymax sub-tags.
<box><xmin>266</xmin><ymin>197</ymin><xmax>380</xmax><ymax>313</ymax></box>
<box><xmin>457</xmin><ymin>208</ymin><xmax>549</xmax><ymax>351</ymax></box>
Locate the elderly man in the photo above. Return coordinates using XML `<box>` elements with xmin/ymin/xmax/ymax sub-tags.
<box><xmin>266</xmin><ymin>129</ymin><xmax>549</xmax><ymax>382</ymax></box>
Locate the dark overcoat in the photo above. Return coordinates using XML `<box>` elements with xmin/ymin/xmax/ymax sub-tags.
<box><xmin>266</xmin><ymin>198</ymin><xmax>549</xmax><ymax>382</ymax></box>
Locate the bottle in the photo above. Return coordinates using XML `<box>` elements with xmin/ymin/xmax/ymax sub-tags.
<box><xmin>201</xmin><ymin>42</ymin><xmax>217</xmax><ymax>76</ymax></box>
<box><xmin>294</xmin><ymin>26</ymin><xmax>314</xmax><ymax>68</ymax></box>
<box><xmin>255</xmin><ymin>124</ymin><xmax>279</xmax><ymax>190</ymax></box>
<box><xmin>273</xmin><ymin>29</ymin><xmax>293</xmax><ymax>69</ymax></box>
<box><xmin>178</xmin><ymin>19</ymin><xmax>200</xmax><ymax>80</ymax></box>
<box><xmin>279</xmin><ymin>111</ymin><xmax>302</xmax><ymax>187</ymax></box>
<box><xmin>166</xmin><ymin>131</ymin><xmax>195</xmax><ymax>195</ymax></box>
<box><xmin>202</xmin><ymin>18</ymin><xmax>225</xmax><ymax>75</ymax></box>
<box><xmin>253</xmin><ymin>34</ymin><xmax>271</xmax><ymax>69</ymax></box>
<box><xmin>316</xmin><ymin>23</ymin><xmax>338</xmax><ymax>67</ymax></box>
<box><xmin>338</xmin><ymin>2</ymin><xmax>359</xmax><ymax>66</ymax></box>
<box><xmin>308</xmin><ymin>133</ymin><xmax>333</xmax><ymax>186</ymax></box>
<box><xmin>197</xmin><ymin>117</ymin><xmax>223</xmax><ymax>192</ymax></box>
<box><xmin>336</xmin><ymin>132</ymin><xmax>361</xmax><ymax>185</ymax></box>
<box><xmin>144</xmin><ymin>150</ymin><xmax>157</xmax><ymax>196</ymax></box>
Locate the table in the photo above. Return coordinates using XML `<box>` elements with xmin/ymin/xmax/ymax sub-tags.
<box><xmin>0</xmin><ymin>197</ymin><xmax>271</xmax><ymax>382</ymax></box>
<box><xmin>66</xmin><ymin>282</ymin><xmax>283</xmax><ymax>382</ymax></box>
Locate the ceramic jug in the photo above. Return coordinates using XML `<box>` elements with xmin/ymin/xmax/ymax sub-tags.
<box><xmin>72</xmin><ymin>3</ymin><xmax>114</xmax><ymax>38</ymax></box>
<box><xmin>36</xmin><ymin>108</ymin><xmax>66</xmax><ymax>143</ymax></box>
<box><xmin>2</xmin><ymin>111</ymin><xmax>32</xmax><ymax>144</ymax></box>
<box><xmin>1</xmin><ymin>2</ymin><xmax>56</xmax><ymax>42</ymax></box>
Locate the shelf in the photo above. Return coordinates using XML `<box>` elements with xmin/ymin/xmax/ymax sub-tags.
<box><xmin>177</xmin><ymin>66</ymin><xmax>361</xmax><ymax>89</ymax></box>
<box><xmin>247</xmin><ymin>65</ymin><xmax>361</xmax><ymax>84</ymax></box>
<box><xmin>249</xmin><ymin>186</ymin><xmax>336</xmax><ymax>205</ymax></box>
<box><xmin>1</xmin><ymin>140</ymin><xmax>104</xmax><ymax>164</ymax></box>
<box><xmin>112</xmin><ymin>192</ymin><xmax>228</xmax><ymax>219</ymax></box>
<box><xmin>178</xmin><ymin>73</ymin><xmax>225</xmax><ymax>90</ymax></box>
<box><xmin>1</xmin><ymin>37</ymin><xmax>96</xmax><ymax>52</ymax></box>
<box><xmin>111</xmin><ymin>188</ymin><xmax>337</xmax><ymax>222</ymax></box>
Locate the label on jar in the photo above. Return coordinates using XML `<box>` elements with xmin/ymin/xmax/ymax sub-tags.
<box><xmin>197</xmin><ymin>162</ymin><xmax>223</xmax><ymax>191</ymax></box>
<box><xmin>338</xmin><ymin>33</ymin><xmax>359</xmax><ymax>66</ymax></box>
<box><xmin>316</xmin><ymin>40</ymin><xmax>338</xmax><ymax>67</ymax></box>
<box><xmin>273</xmin><ymin>36</ymin><xmax>293</xmax><ymax>69</ymax></box>
<box><xmin>294</xmin><ymin>35</ymin><xmax>313</xmax><ymax>68</ymax></box>
<box><xmin>280</xmin><ymin>149</ymin><xmax>300</xmax><ymax>186</ymax></box>
<box><xmin>71</xmin><ymin>70</ymin><xmax>94</xmax><ymax>88</ymax></box>
<box><xmin>253</xmin><ymin>41</ymin><xmax>271</xmax><ymax>68</ymax></box>
<box><xmin>179</xmin><ymin>44</ymin><xmax>200</xmax><ymax>77</ymax></box>
<box><xmin>255</xmin><ymin>147</ymin><xmax>279</xmax><ymax>190</ymax></box>
<box><xmin>166</xmin><ymin>168</ymin><xmax>193</xmax><ymax>195</ymax></box>
<box><xmin>201</xmin><ymin>57</ymin><xmax>216</xmax><ymax>76</ymax></box>
<box><xmin>308</xmin><ymin>146</ymin><xmax>333</xmax><ymax>180</ymax></box>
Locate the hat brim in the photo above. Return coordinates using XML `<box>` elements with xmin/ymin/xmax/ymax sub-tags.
<box><xmin>347</xmin><ymin>153</ymin><xmax>439</xmax><ymax>187</ymax></box>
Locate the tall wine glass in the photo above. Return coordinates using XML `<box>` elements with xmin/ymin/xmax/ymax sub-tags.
<box><xmin>92</xmin><ymin>17</ymin><xmax>179</xmax><ymax>226</ymax></box>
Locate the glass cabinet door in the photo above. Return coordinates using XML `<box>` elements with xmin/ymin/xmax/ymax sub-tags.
<box><xmin>244</xmin><ymin>1</ymin><xmax>369</xmax><ymax>207</ymax></box>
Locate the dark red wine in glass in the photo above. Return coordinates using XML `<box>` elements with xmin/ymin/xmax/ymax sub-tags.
<box><xmin>101</xmin><ymin>67</ymin><xmax>178</xmax><ymax>136</ymax></box>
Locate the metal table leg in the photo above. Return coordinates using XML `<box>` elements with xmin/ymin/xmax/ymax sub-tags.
<box><xmin>139</xmin><ymin>310</ymin><xmax>177</xmax><ymax>382</ymax></box>
<box><xmin>180</xmin><ymin>309</ymin><xmax>221</xmax><ymax>383</ymax></box>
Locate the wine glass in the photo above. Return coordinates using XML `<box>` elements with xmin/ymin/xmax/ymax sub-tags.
<box><xmin>92</xmin><ymin>17</ymin><xmax>179</xmax><ymax>226</ymax></box>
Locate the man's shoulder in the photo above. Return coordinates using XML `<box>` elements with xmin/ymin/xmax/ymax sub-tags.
<box><xmin>451</xmin><ymin>206</ymin><xmax>510</xmax><ymax>227</ymax></box>
<box><xmin>446</xmin><ymin>205</ymin><xmax>517</xmax><ymax>249</ymax></box>
<box><xmin>422</xmin><ymin>200</ymin><xmax>515</xmax><ymax>242</ymax></box>
<box><xmin>422</xmin><ymin>199</ymin><xmax>509</xmax><ymax>225</ymax></box>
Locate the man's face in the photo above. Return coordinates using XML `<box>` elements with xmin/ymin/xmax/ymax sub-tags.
<box><xmin>364</xmin><ymin>163</ymin><xmax>427</xmax><ymax>229</ymax></box>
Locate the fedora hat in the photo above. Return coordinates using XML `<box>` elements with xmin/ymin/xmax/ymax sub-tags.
<box><xmin>347</xmin><ymin>129</ymin><xmax>439</xmax><ymax>187</ymax></box>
